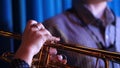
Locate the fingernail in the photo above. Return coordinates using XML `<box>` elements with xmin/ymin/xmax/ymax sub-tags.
<box><xmin>57</xmin><ymin>55</ymin><xmax>63</xmax><ymax>60</ymax></box>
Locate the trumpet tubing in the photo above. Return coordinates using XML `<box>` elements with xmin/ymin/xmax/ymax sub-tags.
<box><xmin>0</xmin><ymin>30</ymin><xmax>21</xmax><ymax>39</ymax></box>
<box><xmin>45</xmin><ymin>43</ymin><xmax>120</xmax><ymax>63</ymax></box>
<box><xmin>0</xmin><ymin>30</ymin><xmax>120</xmax><ymax>68</ymax></box>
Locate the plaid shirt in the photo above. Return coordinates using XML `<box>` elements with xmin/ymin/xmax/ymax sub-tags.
<box><xmin>10</xmin><ymin>59</ymin><xmax>30</xmax><ymax>68</ymax></box>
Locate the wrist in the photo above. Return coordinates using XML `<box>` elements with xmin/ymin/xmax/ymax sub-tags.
<box><xmin>14</xmin><ymin>44</ymin><xmax>35</xmax><ymax>66</ymax></box>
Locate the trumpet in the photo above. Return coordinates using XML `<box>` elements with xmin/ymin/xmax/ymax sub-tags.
<box><xmin>0</xmin><ymin>30</ymin><xmax>120</xmax><ymax>68</ymax></box>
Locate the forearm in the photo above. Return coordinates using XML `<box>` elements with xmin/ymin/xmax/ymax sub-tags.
<box><xmin>14</xmin><ymin>44</ymin><xmax>35</xmax><ymax>66</ymax></box>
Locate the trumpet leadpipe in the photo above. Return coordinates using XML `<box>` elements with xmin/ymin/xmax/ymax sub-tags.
<box><xmin>0</xmin><ymin>30</ymin><xmax>120</xmax><ymax>64</ymax></box>
<box><xmin>0</xmin><ymin>30</ymin><xmax>21</xmax><ymax>39</ymax></box>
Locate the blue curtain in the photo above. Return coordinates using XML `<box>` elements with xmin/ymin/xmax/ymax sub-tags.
<box><xmin>108</xmin><ymin>0</ymin><xmax>120</xmax><ymax>16</ymax></box>
<box><xmin>0</xmin><ymin>0</ymin><xmax>72</xmax><ymax>53</ymax></box>
<box><xmin>0</xmin><ymin>0</ymin><xmax>120</xmax><ymax>67</ymax></box>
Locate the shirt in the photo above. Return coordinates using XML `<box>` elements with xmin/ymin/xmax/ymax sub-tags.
<box><xmin>43</xmin><ymin>1</ymin><xmax>120</xmax><ymax>68</ymax></box>
<box><xmin>10</xmin><ymin>59</ymin><xmax>30</xmax><ymax>68</ymax></box>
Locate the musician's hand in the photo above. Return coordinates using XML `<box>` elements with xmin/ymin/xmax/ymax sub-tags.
<box><xmin>14</xmin><ymin>20</ymin><xmax>60</xmax><ymax>66</ymax></box>
<box><xmin>49</xmin><ymin>48</ymin><xmax>67</xmax><ymax>64</ymax></box>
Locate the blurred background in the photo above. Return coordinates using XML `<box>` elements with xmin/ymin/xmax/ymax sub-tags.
<box><xmin>0</xmin><ymin>0</ymin><xmax>120</xmax><ymax>67</ymax></box>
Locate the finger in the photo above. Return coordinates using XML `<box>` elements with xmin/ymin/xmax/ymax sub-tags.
<box><xmin>61</xmin><ymin>59</ymin><xmax>67</xmax><ymax>64</ymax></box>
<box><xmin>49</xmin><ymin>48</ymin><xmax>57</xmax><ymax>55</ymax></box>
<box><xmin>37</xmin><ymin>23</ymin><xmax>45</xmax><ymax>30</ymax></box>
<box><xmin>57</xmin><ymin>55</ymin><xmax>63</xmax><ymax>61</ymax></box>
<box><xmin>31</xmin><ymin>24</ymin><xmax>41</xmax><ymax>31</ymax></box>
<box><xmin>31</xmin><ymin>23</ymin><xmax>45</xmax><ymax>31</ymax></box>
<box><xmin>57</xmin><ymin>55</ymin><xmax>67</xmax><ymax>64</ymax></box>
<box><xmin>45</xmin><ymin>37</ymin><xmax>60</xmax><ymax>46</ymax></box>
<box><xmin>30</xmin><ymin>23</ymin><xmax>44</xmax><ymax>31</ymax></box>
<box><xmin>36</xmin><ymin>29</ymin><xmax>51</xmax><ymax>36</ymax></box>
<box><xmin>37</xmin><ymin>29</ymin><xmax>60</xmax><ymax>43</ymax></box>
<box><xmin>57</xmin><ymin>54</ymin><xmax>67</xmax><ymax>60</ymax></box>
<box><xmin>39</xmin><ymin>29</ymin><xmax>59</xmax><ymax>41</ymax></box>
<box><xmin>22</xmin><ymin>20</ymin><xmax>38</xmax><ymax>38</ymax></box>
<box><xmin>46</xmin><ymin>35</ymin><xmax>60</xmax><ymax>42</ymax></box>
<box><xmin>26</xmin><ymin>20</ymin><xmax>38</xmax><ymax>29</ymax></box>
<box><xmin>38</xmin><ymin>29</ymin><xmax>59</xmax><ymax>40</ymax></box>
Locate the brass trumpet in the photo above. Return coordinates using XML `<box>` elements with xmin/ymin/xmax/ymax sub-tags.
<box><xmin>0</xmin><ymin>30</ymin><xmax>120</xmax><ymax>68</ymax></box>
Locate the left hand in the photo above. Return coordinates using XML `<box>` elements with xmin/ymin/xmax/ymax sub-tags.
<box><xmin>14</xmin><ymin>20</ymin><xmax>60</xmax><ymax>65</ymax></box>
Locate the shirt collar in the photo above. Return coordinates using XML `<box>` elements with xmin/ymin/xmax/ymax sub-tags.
<box><xmin>72</xmin><ymin>1</ymin><xmax>115</xmax><ymax>27</ymax></box>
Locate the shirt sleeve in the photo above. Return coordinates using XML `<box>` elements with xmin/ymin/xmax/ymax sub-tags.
<box><xmin>10</xmin><ymin>59</ymin><xmax>30</xmax><ymax>68</ymax></box>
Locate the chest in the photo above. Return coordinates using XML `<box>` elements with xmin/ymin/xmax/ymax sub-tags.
<box><xmin>60</xmin><ymin>23</ymin><xmax>115</xmax><ymax>49</ymax></box>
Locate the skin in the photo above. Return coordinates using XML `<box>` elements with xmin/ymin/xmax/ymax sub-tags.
<box><xmin>14</xmin><ymin>20</ymin><xmax>60</xmax><ymax>66</ymax></box>
<box><xmin>84</xmin><ymin>0</ymin><xmax>112</xmax><ymax>21</ymax></box>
